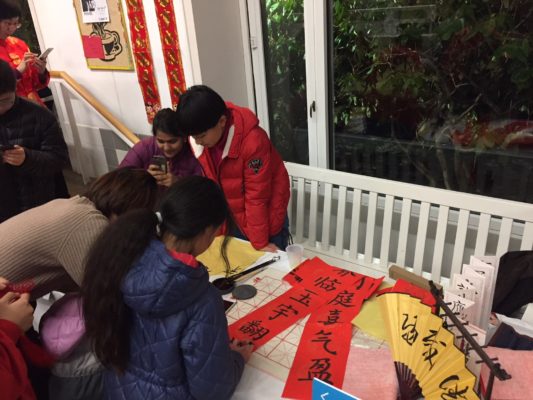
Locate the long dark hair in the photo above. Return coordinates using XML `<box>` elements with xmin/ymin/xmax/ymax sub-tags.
<box><xmin>82</xmin><ymin>176</ymin><xmax>230</xmax><ymax>372</ymax></box>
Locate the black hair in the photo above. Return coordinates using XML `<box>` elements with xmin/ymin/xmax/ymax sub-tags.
<box><xmin>82</xmin><ymin>176</ymin><xmax>230</xmax><ymax>372</ymax></box>
<box><xmin>151</xmin><ymin>108</ymin><xmax>184</xmax><ymax>138</ymax></box>
<box><xmin>0</xmin><ymin>0</ymin><xmax>21</xmax><ymax>20</ymax></box>
<box><xmin>0</xmin><ymin>59</ymin><xmax>16</xmax><ymax>94</ymax></box>
<box><xmin>175</xmin><ymin>85</ymin><xmax>227</xmax><ymax>136</ymax></box>
<box><xmin>84</xmin><ymin>167</ymin><xmax>158</xmax><ymax>219</ymax></box>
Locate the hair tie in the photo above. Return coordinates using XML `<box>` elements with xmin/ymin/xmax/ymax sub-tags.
<box><xmin>155</xmin><ymin>211</ymin><xmax>163</xmax><ymax>236</ymax></box>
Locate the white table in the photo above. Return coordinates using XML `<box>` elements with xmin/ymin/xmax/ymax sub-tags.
<box><xmin>228</xmin><ymin>250</ymin><xmax>292</xmax><ymax>399</ymax></box>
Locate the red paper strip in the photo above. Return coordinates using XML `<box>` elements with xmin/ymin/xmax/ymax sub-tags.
<box><xmin>228</xmin><ymin>286</ymin><xmax>327</xmax><ymax>348</ymax></box>
<box><xmin>282</xmin><ymin>294</ymin><xmax>365</xmax><ymax>399</ymax></box>
<box><xmin>124</xmin><ymin>0</ymin><xmax>161</xmax><ymax>122</ymax></box>
<box><xmin>0</xmin><ymin>279</ymin><xmax>35</xmax><ymax>297</ymax></box>
<box><xmin>283</xmin><ymin>262</ymin><xmax>384</xmax><ymax>399</ymax></box>
<box><xmin>284</xmin><ymin>257</ymin><xmax>383</xmax><ymax>302</ymax></box>
<box><xmin>154</xmin><ymin>0</ymin><xmax>187</xmax><ymax>109</ymax></box>
<box><xmin>283</xmin><ymin>322</ymin><xmax>353</xmax><ymax>399</ymax></box>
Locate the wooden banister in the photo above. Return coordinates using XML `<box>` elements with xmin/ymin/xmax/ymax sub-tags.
<box><xmin>50</xmin><ymin>71</ymin><xmax>140</xmax><ymax>145</ymax></box>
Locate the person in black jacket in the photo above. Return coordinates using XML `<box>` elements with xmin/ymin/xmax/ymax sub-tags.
<box><xmin>0</xmin><ymin>59</ymin><xmax>69</xmax><ymax>222</ymax></box>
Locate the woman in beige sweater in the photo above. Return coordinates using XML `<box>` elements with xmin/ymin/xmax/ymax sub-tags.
<box><xmin>0</xmin><ymin>168</ymin><xmax>158</xmax><ymax>298</ymax></box>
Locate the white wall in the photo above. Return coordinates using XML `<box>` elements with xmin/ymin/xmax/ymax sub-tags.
<box><xmin>29</xmin><ymin>0</ymin><xmax>253</xmax><ymax>134</ymax></box>
<box><xmin>189</xmin><ymin>0</ymin><xmax>253</xmax><ymax>109</ymax></box>
<box><xmin>28</xmin><ymin>0</ymin><xmax>201</xmax><ymax>135</ymax></box>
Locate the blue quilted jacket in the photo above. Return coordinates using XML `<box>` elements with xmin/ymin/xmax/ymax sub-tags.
<box><xmin>104</xmin><ymin>240</ymin><xmax>245</xmax><ymax>400</ymax></box>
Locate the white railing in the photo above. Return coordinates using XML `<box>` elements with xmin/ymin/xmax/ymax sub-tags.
<box><xmin>49</xmin><ymin>71</ymin><xmax>139</xmax><ymax>183</ymax></box>
<box><xmin>46</xmin><ymin>76</ymin><xmax>533</xmax><ymax>286</ymax></box>
<box><xmin>285</xmin><ymin>162</ymin><xmax>533</xmax><ymax>284</ymax></box>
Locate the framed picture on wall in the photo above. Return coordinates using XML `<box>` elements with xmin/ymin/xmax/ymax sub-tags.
<box><xmin>74</xmin><ymin>0</ymin><xmax>134</xmax><ymax>70</ymax></box>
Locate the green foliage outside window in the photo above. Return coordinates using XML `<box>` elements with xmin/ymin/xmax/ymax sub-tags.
<box><xmin>263</xmin><ymin>0</ymin><xmax>533</xmax><ymax>201</ymax></box>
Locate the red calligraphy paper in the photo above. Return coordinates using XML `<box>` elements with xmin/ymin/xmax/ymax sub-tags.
<box><xmin>283</xmin><ymin>322</ymin><xmax>353</xmax><ymax>399</ymax></box>
<box><xmin>282</xmin><ymin>261</ymin><xmax>384</xmax><ymax>399</ymax></box>
<box><xmin>124</xmin><ymin>0</ymin><xmax>161</xmax><ymax>122</ymax></box>
<box><xmin>284</xmin><ymin>257</ymin><xmax>383</xmax><ymax>302</ymax></box>
<box><xmin>228</xmin><ymin>286</ymin><xmax>327</xmax><ymax>348</ymax></box>
<box><xmin>154</xmin><ymin>0</ymin><xmax>187</xmax><ymax>109</ymax></box>
<box><xmin>284</xmin><ymin>257</ymin><xmax>344</xmax><ymax>287</ymax></box>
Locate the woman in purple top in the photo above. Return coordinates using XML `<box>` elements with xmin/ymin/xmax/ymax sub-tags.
<box><xmin>119</xmin><ymin>108</ymin><xmax>202</xmax><ymax>187</ymax></box>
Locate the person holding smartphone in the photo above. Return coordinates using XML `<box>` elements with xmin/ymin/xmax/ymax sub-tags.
<box><xmin>119</xmin><ymin>108</ymin><xmax>202</xmax><ymax>187</ymax></box>
<box><xmin>0</xmin><ymin>59</ymin><xmax>68</xmax><ymax>222</ymax></box>
<box><xmin>0</xmin><ymin>0</ymin><xmax>50</xmax><ymax>107</ymax></box>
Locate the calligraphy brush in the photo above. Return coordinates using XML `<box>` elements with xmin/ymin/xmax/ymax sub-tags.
<box><xmin>230</xmin><ymin>256</ymin><xmax>280</xmax><ymax>282</ymax></box>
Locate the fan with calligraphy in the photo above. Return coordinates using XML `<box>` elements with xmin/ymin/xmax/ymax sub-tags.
<box><xmin>378</xmin><ymin>292</ymin><xmax>480</xmax><ymax>400</ymax></box>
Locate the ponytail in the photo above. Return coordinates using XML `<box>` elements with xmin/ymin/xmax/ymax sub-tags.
<box><xmin>82</xmin><ymin>209</ymin><xmax>158</xmax><ymax>372</ymax></box>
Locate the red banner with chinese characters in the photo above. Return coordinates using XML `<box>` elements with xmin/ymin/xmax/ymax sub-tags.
<box><xmin>154</xmin><ymin>0</ymin><xmax>187</xmax><ymax>109</ymax></box>
<box><xmin>284</xmin><ymin>322</ymin><xmax>353</xmax><ymax>399</ymax></box>
<box><xmin>124</xmin><ymin>0</ymin><xmax>161</xmax><ymax>122</ymax></box>
<box><xmin>284</xmin><ymin>257</ymin><xmax>383</xmax><ymax>301</ymax></box>
<box><xmin>228</xmin><ymin>257</ymin><xmax>384</xmax><ymax>398</ymax></box>
<box><xmin>228</xmin><ymin>286</ymin><xmax>327</xmax><ymax>348</ymax></box>
<box><xmin>282</xmin><ymin>268</ymin><xmax>383</xmax><ymax>399</ymax></box>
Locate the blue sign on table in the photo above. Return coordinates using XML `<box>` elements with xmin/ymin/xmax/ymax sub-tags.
<box><xmin>312</xmin><ymin>378</ymin><xmax>361</xmax><ymax>400</ymax></box>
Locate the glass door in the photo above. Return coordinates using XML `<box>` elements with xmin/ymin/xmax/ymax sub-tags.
<box><xmin>253</xmin><ymin>0</ymin><xmax>309</xmax><ymax>165</ymax></box>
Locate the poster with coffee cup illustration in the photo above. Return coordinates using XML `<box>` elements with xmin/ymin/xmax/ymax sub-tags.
<box><xmin>74</xmin><ymin>0</ymin><xmax>134</xmax><ymax>70</ymax></box>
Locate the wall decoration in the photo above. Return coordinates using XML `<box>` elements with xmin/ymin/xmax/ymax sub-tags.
<box><xmin>123</xmin><ymin>0</ymin><xmax>161</xmax><ymax>122</ymax></box>
<box><xmin>74</xmin><ymin>0</ymin><xmax>134</xmax><ymax>71</ymax></box>
<box><xmin>154</xmin><ymin>0</ymin><xmax>187</xmax><ymax>108</ymax></box>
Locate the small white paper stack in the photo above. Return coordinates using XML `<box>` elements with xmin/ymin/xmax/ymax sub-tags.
<box><xmin>447</xmin><ymin>255</ymin><xmax>499</xmax><ymax>330</ymax></box>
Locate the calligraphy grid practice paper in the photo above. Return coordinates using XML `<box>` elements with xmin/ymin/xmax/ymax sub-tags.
<box><xmin>225</xmin><ymin>268</ymin><xmax>388</xmax><ymax>384</ymax></box>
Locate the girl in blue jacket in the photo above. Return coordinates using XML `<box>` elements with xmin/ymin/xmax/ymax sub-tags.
<box><xmin>81</xmin><ymin>176</ymin><xmax>253</xmax><ymax>400</ymax></box>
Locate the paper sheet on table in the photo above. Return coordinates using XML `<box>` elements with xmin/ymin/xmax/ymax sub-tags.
<box><xmin>196</xmin><ymin>236</ymin><xmax>265</xmax><ymax>276</ymax></box>
<box><xmin>351</xmin><ymin>282</ymin><xmax>392</xmax><ymax>341</ymax></box>
<box><xmin>342</xmin><ymin>347</ymin><xmax>397</xmax><ymax>400</ymax></box>
<box><xmin>480</xmin><ymin>347</ymin><xmax>533</xmax><ymax>399</ymax></box>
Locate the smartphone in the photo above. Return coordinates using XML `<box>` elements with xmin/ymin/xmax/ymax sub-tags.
<box><xmin>223</xmin><ymin>299</ymin><xmax>237</xmax><ymax>314</ymax></box>
<box><xmin>39</xmin><ymin>47</ymin><xmax>54</xmax><ymax>60</ymax></box>
<box><xmin>150</xmin><ymin>155</ymin><xmax>167</xmax><ymax>173</ymax></box>
<box><xmin>0</xmin><ymin>144</ymin><xmax>15</xmax><ymax>151</ymax></box>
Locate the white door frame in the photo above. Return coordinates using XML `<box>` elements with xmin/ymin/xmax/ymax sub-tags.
<box><xmin>305</xmin><ymin>0</ymin><xmax>329</xmax><ymax>168</ymax></box>
<box><xmin>246</xmin><ymin>0</ymin><xmax>270</xmax><ymax>135</ymax></box>
<box><xmin>246</xmin><ymin>0</ymin><xmax>329</xmax><ymax>167</ymax></box>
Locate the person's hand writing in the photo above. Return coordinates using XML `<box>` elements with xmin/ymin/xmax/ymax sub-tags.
<box><xmin>230</xmin><ymin>339</ymin><xmax>254</xmax><ymax>363</ymax></box>
<box><xmin>0</xmin><ymin>292</ymin><xmax>34</xmax><ymax>332</ymax></box>
<box><xmin>260</xmin><ymin>243</ymin><xmax>279</xmax><ymax>253</ymax></box>
<box><xmin>2</xmin><ymin>145</ymin><xmax>26</xmax><ymax>166</ymax></box>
